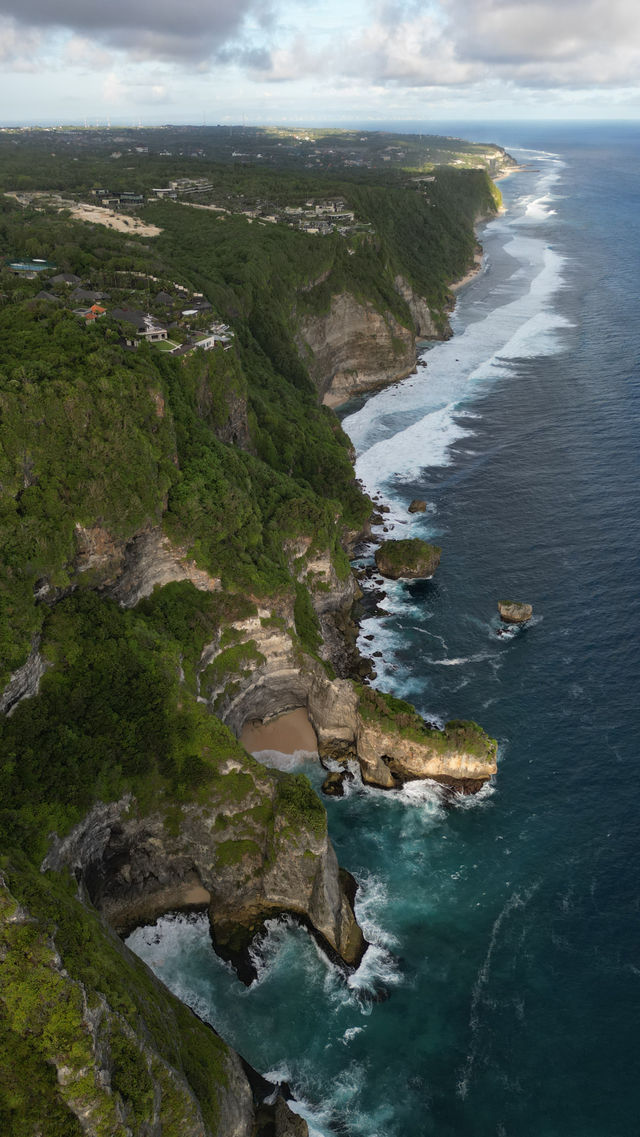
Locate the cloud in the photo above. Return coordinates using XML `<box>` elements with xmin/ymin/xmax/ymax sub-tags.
<box><xmin>0</xmin><ymin>18</ymin><xmax>43</xmax><ymax>69</ymax></box>
<box><xmin>371</xmin><ymin>0</ymin><xmax>640</xmax><ymax>87</ymax></box>
<box><xmin>0</xmin><ymin>0</ymin><xmax>277</xmax><ymax>64</ymax></box>
<box><xmin>1</xmin><ymin>0</ymin><xmax>639</xmax><ymax>96</ymax></box>
<box><xmin>257</xmin><ymin>0</ymin><xmax>640</xmax><ymax>90</ymax></box>
<box><xmin>100</xmin><ymin>72</ymin><xmax>173</xmax><ymax>106</ymax></box>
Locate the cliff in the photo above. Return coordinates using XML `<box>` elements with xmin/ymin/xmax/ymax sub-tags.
<box><xmin>42</xmin><ymin>784</ymin><xmax>365</xmax><ymax>977</ymax></box>
<box><xmin>356</xmin><ymin>687</ymin><xmax>497</xmax><ymax>793</ymax></box>
<box><xmin>297</xmin><ymin>276</ymin><xmax>438</xmax><ymax>408</ymax></box>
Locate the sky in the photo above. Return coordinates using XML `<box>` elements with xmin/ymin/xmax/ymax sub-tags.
<box><xmin>1</xmin><ymin>0</ymin><xmax>640</xmax><ymax>124</ymax></box>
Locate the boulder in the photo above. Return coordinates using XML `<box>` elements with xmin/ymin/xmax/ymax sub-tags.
<box><xmin>374</xmin><ymin>538</ymin><xmax>441</xmax><ymax>580</ymax></box>
<box><xmin>321</xmin><ymin>770</ymin><xmax>354</xmax><ymax>797</ymax></box>
<box><xmin>408</xmin><ymin>499</ymin><xmax>427</xmax><ymax>513</ymax></box>
<box><xmin>498</xmin><ymin>600</ymin><xmax>533</xmax><ymax>624</ymax></box>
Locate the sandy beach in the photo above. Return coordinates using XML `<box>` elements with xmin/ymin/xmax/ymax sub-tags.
<box><xmin>450</xmin><ymin>250</ymin><xmax>484</xmax><ymax>293</ymax></box>
<box><xmin>240</xmin><ymin>706</ymin><xmax>318</xmax><ymax>755</ymax></box>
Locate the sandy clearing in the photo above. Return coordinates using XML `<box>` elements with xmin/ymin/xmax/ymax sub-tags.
<box><xmin>69</xmin><ymin>203</ymin><xmax>162</xmax><ymax>236</ymax></box>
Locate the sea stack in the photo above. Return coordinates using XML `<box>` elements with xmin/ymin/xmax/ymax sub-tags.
<box><xmin>498</xmin><ymin>600</ymin><xmax>533</xmax><ymax>624</ymax></box>
<box><xmin>408</xmin><ymin>499</ymin><xmax>427</xmax><ymax>513</ymax></box>
<box><xmin>375</xmin><ymin>538</ymin><xmax>442</xmax><ymax>580</ymax></box>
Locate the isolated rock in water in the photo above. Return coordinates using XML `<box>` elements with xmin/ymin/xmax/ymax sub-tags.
<box><xmin>374</xmin><ymin>538</ymin><xmax>442</xmax><ymax>580</ymax></box>
<box><xmin>498</xmin><ymin>600</ymin><xmax>533</xmax><ymax>624</ymax></box>
<box><xmin>408</xmin><ymin>499</ymin><xmax>427</xmax><ymax>513</ymax></box>
<box><xmin>321</xmin><ymin>770</ymin><xmax>353</xmax><ymax>797</ymax></box>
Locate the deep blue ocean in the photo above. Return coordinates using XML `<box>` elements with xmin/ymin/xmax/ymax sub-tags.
<box><xmin>128</xmin><ymin>123</ymin><xmax>640</xmax><ymax>1137</ymax></box>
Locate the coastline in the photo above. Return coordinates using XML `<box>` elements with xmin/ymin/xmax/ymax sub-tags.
<box><xmin>449</xmin><ymin>249</ymin><xmax>484</xmax><ymax>293</ymax></box>
<box><xmin>493</xmin><ymin>162</ymin><xmax>529</xmax><ymax>181</ymax></box>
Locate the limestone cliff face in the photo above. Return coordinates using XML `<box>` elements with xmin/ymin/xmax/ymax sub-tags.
<box><xmin>286</xmin><ymin>536</ymin><xmax>361</xmax><ymax>677</ymax></box>
<box><xmin>42</xmin><ymin>772</ymin><xmax>364</xmax><ymax>974</ymax></box>
<box><xmin>297</xmin><ymin>292</ymin><xmax>416</xmax><ymax>408</ymax></box>
<box><xmin>296</xmin><ymin>278</ymin><xmax>445</xmax><ymax>408</ymax></box>
<box><xmin>106</xmin><ymin>526</ymin><xmax>220</xmax><ymax>607</ymax></box>
<box><xmin>0</xmin><ymin>640</ymin><xmax>49</xmax><ymax>715</ymax></box>
<box><xmin>357</xmin><ymin>717</ymin><xmax>498</xmax><ymax>793</ymax></box>
<box><xmin>200</xmin><ymin>608</ymin><xmax>359</xmax><ymax>763</ymax></box>
<box><xmin>393</xmin><ymin>275</ymin><xmax>441</xmax><ymax>339</ymax></box>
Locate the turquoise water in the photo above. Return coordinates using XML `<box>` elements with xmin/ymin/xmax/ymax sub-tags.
<box><xmin>128</xmin><ymin>124</ymin><xmax>640</xmax><ymax>1136</ymax></box>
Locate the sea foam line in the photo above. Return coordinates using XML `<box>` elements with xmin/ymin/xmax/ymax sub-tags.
<box><xmin>456</xmin><ymin>882</ymin><xmax>540</xmax><ymax>1099</ymax></box>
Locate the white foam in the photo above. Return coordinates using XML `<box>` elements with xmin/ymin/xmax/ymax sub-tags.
<box><xmin>345</xmin><ymin>244</ymin><xmax>568</xmax><ymax>491</ymax></box>
<box><xmin>521</xmin><ymin>194</ymin><xmax>557</xmax><ymax>222</ymax></box>
<box><xmin>457</xmin><ymin>881</ymin><xmax>540</xmax><ymax>1098</ymax></box>
<box><xmin>424</xmin><ymin>651</ymin><xmax>496</xmax><ymax>667</ymax></box>
<box><xmin>250</xmin><ymin>748</ymin><xmax>318</xmax><ymax>772</ymax></box>
<box><xmin>343</xmin><ymin>156</ymin><xmax>568</xmax><ymax>503</ymax></box>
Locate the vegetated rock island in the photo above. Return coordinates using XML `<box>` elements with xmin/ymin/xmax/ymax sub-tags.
<box><xmin>0</xmin><ymin>123</ymin><xmax>512</xmax><ymax>1136</ymax></box>
<box><xmin>375</xmin><ymin>537</ymin><xmax>442</xmax><ymax>580</ymax></box>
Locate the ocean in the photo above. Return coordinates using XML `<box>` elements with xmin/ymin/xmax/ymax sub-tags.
<box><xmin>127</xmin><ymin>123</ymin><xmax>640</xmax><ymax>1137</ymax></box>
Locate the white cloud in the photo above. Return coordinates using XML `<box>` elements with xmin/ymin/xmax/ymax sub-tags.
<box><xmin>255</xmin><ymin>0</ymin><xmax>640</xmax><ymax>90</ymax></box>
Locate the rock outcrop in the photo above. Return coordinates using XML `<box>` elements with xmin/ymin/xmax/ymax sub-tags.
<box><xmin>17</xmin><ymin>524</ymin><xmax>221</xmax><ymax>618</ymax></box>
<box><xmin>358</xmin><ymin>718</ymin><xmax>497</xmax><ymax>793</ymax></box>
<box><xmin>106</xmin><ymin>526</ymin><xmax>220</xmax><ymax>607</ymax></box>
<box><xmin>408</xmin><ymin>499</ymin><xmax>427</xmax><ymax>514</ymax></box>
<box><xmin>374</xmin><ymin>538</ymin><xmax>442</xmax><ymax>580</ymax></box>
<box><xmin>42</xmin><ymin>776</ymin><xmax>365</xmax><ymax>980</ymax></box>
<box><xmin>498</xmin><ymin>600</ymin><xmax>533</xmax><ymax>624</ymax></box>
<box><xmin>0</xmin><ymin>640</ymin><xmax>49</xmax><ymax>715</ymax></box>
<box><xmin>356</xmin><ymin>688</ymin><xmax>497</xmax><ymax>793</ymax></box>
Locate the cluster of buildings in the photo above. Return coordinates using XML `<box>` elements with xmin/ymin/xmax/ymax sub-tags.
<box><xmin>91</xmin><ymin>188</ymin><xmax>145</xmax><ymax>208</ymax></box>
<box><xmin>277</xmin><ymin>198</ymin><xmax>358</xmax><ymax>235</ymax></box>
<box><xmin>75</xmin><ymin>294</ymin><xmax>234</xmax><ymax>354</ymax></box>
<box><xmin>88</xmin><ymin>183</ymin><xmax>363</xmax><ymax>236</ymax></box>
<box><xmin>91</xmin><ymin>179</ymin><xmax>216</xmax><ymax>207</ymax></box>
<box><xmin>5</xmin><ymin>259</ymin><xmax>233</xmax><ymax>355</ymax></box>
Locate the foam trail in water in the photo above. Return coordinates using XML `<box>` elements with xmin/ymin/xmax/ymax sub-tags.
<box><xmin>457</xmin><ymin>882</ymin><xmax>540</xmax><ymax>1099</ymax></box>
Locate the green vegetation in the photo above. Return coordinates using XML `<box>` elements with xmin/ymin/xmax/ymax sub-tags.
<box><xmin>276</xmin><ymin>773</ymin><xmax>327</xmax><ymax>839</ymax></box>
<box><xmin>201</xmin><ymin>638</ymin><xmax>264</xmax><ymax>684</ymax></box>
<box><xmin>1</xmin><ymin>859</ymin><xmax>233</xmax><ymax>1136</ymax></box>
<box><xmin>215</xmin><ymin>838</ymin><xmax>261</xmax><ymax>868</ymax></box>
<box><xmin>0</xmin><ymin>590</ymin><xmax>255</xmax><ymax>861</ymax></box>
<box><xmin>0</xmin><ymin>128</ymin><xmax>505</xmax><ymax>1132</ymax></box>
<box><xmin>294</xmin><ymin>581</ymin><xmax>322</xmax><ymax>654</ymax></box>
<box><xmin>374</xmin><ymin>537</ymin><xmax>442</xmax><ymax>579</ymax></box>
<box><xmin>0</xmin><ymin>125</ymin><xmax>513</xmax><ymax>195</ymax></box>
